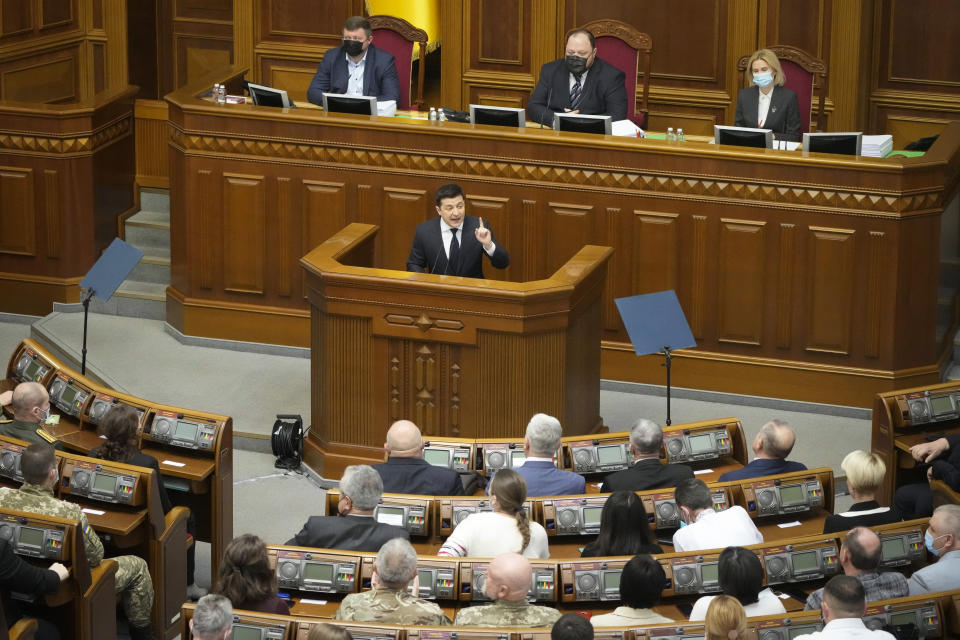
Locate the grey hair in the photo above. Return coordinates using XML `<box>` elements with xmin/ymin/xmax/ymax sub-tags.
<box><xmin>629</xmin><ymin>418</ymin><xmax>662</xmax><ymax>455</ymax></box>
<box><xmin>376</xmin><ymin>538</ymin><xmax>418</xmax><ymax>589</ymax></box>
<box><xmin>935</xmin><ymin>504</ymin><xmax>960</xmax><ymax>537</ymax></box>
<box><xmin>192</xmin><ymin>594</ymin><xmax>233</xmax><ymax>639</ymax></box>
<box><xmin>340</xmin><ymin>465</ymin><xmax>383</xmax><ymax>510</ymax></box>
<box><xmin>758</xmin><ymin>419</ymin><xmax>794</xmax><ymax>459</ymax></box>
<box><xmin>525</xmin><ymin>413</ymin><xmax>562</xmax><ymax>456</ymax></box>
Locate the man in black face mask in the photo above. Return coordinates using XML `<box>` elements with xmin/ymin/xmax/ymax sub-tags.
<box><xmin>526</xmin><ymin>29</ymin><xmax>628</xmax><ymax>127</ymax></box>
<box><xmin>307</xmin><ymin>16</ymin><xmax>400</xmax><ymax>107</ymax></box>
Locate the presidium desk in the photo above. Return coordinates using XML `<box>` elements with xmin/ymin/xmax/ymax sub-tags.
<box><xmin>166</xmin><ymin>68</ymin><xmax>960</xmax><ymax>415</ymax></box>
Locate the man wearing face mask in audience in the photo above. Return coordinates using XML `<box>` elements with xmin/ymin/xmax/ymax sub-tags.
<box><xmin>0</xmin><ymin>382</ymin><xmax>61</xmax><ymax>449</ymax></box>
<box><xmin>307</xmin><ymin>16</ymin><xmax>400</xmax><ymax>106</ymax></box>
<box><xmin>526</xmin><ymin>29</ymin><xmax>627</xmax><ymax>127</ymax></box>
<box><xmin>907</xmin><ymin>504</ymin><xmax>960</xmax><ymax>594</ymax></box>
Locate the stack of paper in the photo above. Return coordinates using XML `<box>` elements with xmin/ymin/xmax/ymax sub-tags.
<box><xmin>861</xmin><ymin>134</ymin><xmax>893</xmax><ymax>157</ymax></box>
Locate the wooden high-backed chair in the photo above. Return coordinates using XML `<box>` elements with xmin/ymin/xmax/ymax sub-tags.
<box><xmin>369</xmin><ymin>14</ymin><xmax>428</xmax><ymax>110</ymax></box>
<box><xmin>579</xmin><ymin>19</ymin><xmax>653</xmax><ymax>128</ymax></box>
<box><xmin>737</xmin><ymin>44</ymin><xmax>828</xmax><ymax>134</ymax></box>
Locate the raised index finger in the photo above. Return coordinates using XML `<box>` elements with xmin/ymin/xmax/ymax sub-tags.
<box><xmin>478</xmin><ymin>217</ymin><xmax>485</xmax><ymax>229</ymax></box>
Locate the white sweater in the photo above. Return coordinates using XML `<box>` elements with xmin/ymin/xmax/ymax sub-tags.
<box><xmin>437</xmin><ymin>511</ymin><xmax>549</xmax><ymax>558</ymax></box>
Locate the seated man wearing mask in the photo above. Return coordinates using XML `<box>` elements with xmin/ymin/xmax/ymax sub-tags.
<box><xmin>526</xmin><ymin>29</ymin><xmax>627</xmax><ymax>127</ymax></box>
<box><xmin>307</xmin><ymin>16</ymin><xmax>400</xmax><ymax>106</ymax></box>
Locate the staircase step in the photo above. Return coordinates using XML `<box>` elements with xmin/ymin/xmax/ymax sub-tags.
<box><xmin>116</xmin><ymin>281</ymin><xmax>166</xmax><ymax>301</ymax></box>
<box><xmin>129</xmin><ymin>250</ymin><xmax>170</xmax><ymax>284</ymax></box>
<box><xmin>127</xmin><ymin>209</ymin><xmax>170</xmax><ymax>228</ymax></box>
<box><xmin>139</xmin><ymin>189</ymin><xmax>170</xmax><ymax>214</ymax></box>
<box><xmin>124</xmin><ymin>223</ymin><xmax>168</xmax><ymax>251</ymax></box>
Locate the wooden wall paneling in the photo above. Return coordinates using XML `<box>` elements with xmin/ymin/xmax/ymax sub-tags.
<box><xmin>43</xmin><ymin>169</ymin><xmax>59</xmax><ymax>258</ymax></box>
<box><xmin>687</xmin><ymin>214</ymin><xmax>710</xmax><ymax>340</ymax></box>
<box><xmin>275</xmin><ymin>176</ymin><xmax>292</xmax><ymax>297</ymax></box>
<box><xmin>0</xmin><ymin>167</ymin><xmax>36</xmax><ymax>256</ymax></box>
<box><xmin>717</xmin><ymin>218</ymin><xmax>767</xmax><ymax>346</ymax></box>
<box><xmin>92</xmin><ymin>40</ymin><xmax>104</xmax><ymax>92</ymax></box>
<box><xmin>465</xmin><ymin>193</ymin><xmax>511</xmax><ymax>281</ymax></box>
<box><xmin>258</xmin><ymin>56</ymin><xmax>317</xmax><ymax>102</ymax></box>
<box><xmin>170</xmin><ymin>0</ymin><xmax>233</xmax><ymax>90</ymax></box>
<box><xmin>864</xmin><ymin>230</ymin><xmax>885</xmax><ymax>359</ymax></box>
<box><xmin>520</xmin><ymin>198</ymin><xmax>539</xmax><ymax>283</ymax></box>
<box><xmin>544</xmin><ymin>201</ymin><xmax>596</xmax><ymax>277</ymax></box>
<box><xmin>776</xmin><ymin>223</ymin><xmax>795</xmax><ymax>349</ymax></box>
<box><xmin>134</xmin><ymin>99</ymin><xmax>170</xmax><ymax>188</ymax></box>
<box><xmin>221</xmin><ymin>172</ymin><xmax>266</xmax><ymax>295</ymax></box>
<box><xmin>101</xmin><ymin>0</ymin><xmax>127</xmax><ymax>92</ymax></box>
<box><xmin>828</xmin><ymin>0</ymin><xmax>870</xmax><ymax>130</ymax></box>
<box><xmin>632</xmin><ymin>210</ymin><xmax>680</xmax><ymax>295</ymax></box>
<box><xmin>176</xmin><ymin>0</ymin><xmax>232</xmax><ymax>22</ymax></box>
<box><xmin>175</xmin><ymin>33</ymin><xmax>233</xmax><ymax>88</ymax></box>
<box><xmin>601</xmin><ymin>205</ymin><xmax>623</xmax><ymax>337</ymax></box>
<box><xmin>724</xmin><ymin>0</ymin><xmax>761</xmax><ymax>127</ymax></box>
<box><xmin>804</xmin><ymin>225</ymin><xmax>855</xmax><ymax>355</ymax></box>
<box><xmin>128</xmin><ymin>0</ymin><xmax>160</xmax><ymax>99</ymax></box>
<box><xmin>381</xmin><ymin>187</ymin><xmax>429</xmax><ymax>271</ymax></box>
<box><xmin>1</xmin><ymin>0</ymin><xmax>34</xmax><ymax>39</ymax></box>
<box><xmin>759</xmin><ymin>0</ymin><xmax>830</xmax><ymax>62</ymax></box>
<box><xmin>317</xmin><ymin>313</ymin><xmax>375</xmax><ymax>446</ymax></box>
<box><xmin>195</xmin><ymin>168</ymin><xmax>216</xmax><ymax>291</ymax></box>
<box><xmin>0</xmin><ymin>45</ymin><xmax>79</xmax><ymax>102</ymax></box>
<box><xmin>439</xmin><ymin>0</ymin><xmax>464</xmax><ymax>108</ymax></box>
<box><xmin>40</xmin><ymin>0</ymin><xmax>74</xmax><ymax>30</ymax></box>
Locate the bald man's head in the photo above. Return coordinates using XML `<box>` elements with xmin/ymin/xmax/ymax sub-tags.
<box><xmin>11</xmin><ymin>382</ymin><xmax>49</xmax><ymax>424</ymax></box>
<box><xmin>483</xmin><ymin>553</ymin><xmax>532</xmax><ymax>602</ymax></box>
<box><xmin>753</xmin><ymin>419</ymin><xmax>796</xmax><ymax>460</ymax></box>
<box><xmin>384</xmin><ymin>420</ymin><xmax>423</xmax><ymax>458</ymax></box>
<box><xmin>841</xmin><ymin>527</ymin><xmax>881</xmax><ymax>574</ymax></box>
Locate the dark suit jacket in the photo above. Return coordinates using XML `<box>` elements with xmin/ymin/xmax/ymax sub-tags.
<box><xmin>1</xmin><ymin>539</ymin><xmax>60</xmax><ymax>625</ymax></box>
<box><xmin>287</xmin><ymin>514</ymin><xmax>409</xmax><ymax>551</ymax></box>
<box><xmin>306</xmin><ymin>44</ymin><xmax>400</xmax><ymax>106</ymax></box>
<box><xmin>600</xmin><ymin>458</ymin><xmax>694</xmax><ymax>493</ymax></box>
<box><xmin>373</xmin><ymin>457</ymin><xmax>465</xmax><ymax>496</ymax></box>
<box><xmin>517</xmin><ymin>461</ymin><xmax>586</xmax><ymax>497</ymax></box>
<box><xmin>406</xmin><ymin>215</ymin><xmax>509</xmax><ymax>279</ymax></box>
<box><xmin>526</xmin><ymin>57</ymin><xmax>627</xmax><ymax>126</ymax></box>
<box><xmin>733</xmin><ymin>85</ymin><xmax>802</xmax><ymax>142</ymax></box>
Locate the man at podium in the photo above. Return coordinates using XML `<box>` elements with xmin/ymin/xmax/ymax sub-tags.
<box><xmin>406</xmin><ymin>183</ymin><xmax>510</xmax><ymax>278</ymax></box>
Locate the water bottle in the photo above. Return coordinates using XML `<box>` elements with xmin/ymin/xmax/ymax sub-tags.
<box><xmin>438</xmin><ymin>109</ymin><xmax>447</xmax><ymax>122</ymax></box>
<box><xmin>666</xmin><ymin>127</ymin><xmax>675</xmax><ymax>141</ymax></box>
<box><xmin>677</xmin><ymin>128</ymin><xmax>685</xmax><ymax>142</ymax></box>
<box><xmin>217</xmin><ymin>84</ymin><xmax>226</xmax><ymax>103</ymax></box>
<box><xmin>429</xmin><ymin>107</ymin><xmax>437</xmax><ymax>121</ymax></box>
<box><xmin>212</xmin><ymin>83</ymin><xmax>221</xmax><ymax>100</ymax></box>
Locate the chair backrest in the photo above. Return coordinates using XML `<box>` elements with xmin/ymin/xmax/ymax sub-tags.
<box><xmin>579</xmin><ymin>20</ymin><xmax>653</xmax><ymax>128</ymax></box>
<box><xmin>369</xmin><ymin>14</ymin><xmax>428</xmax><ymax>110</ymax></box>
<box><xmin>737</xmin><ymin>45</ymin><xmax>828</xmax><ymax>134</ymax></box>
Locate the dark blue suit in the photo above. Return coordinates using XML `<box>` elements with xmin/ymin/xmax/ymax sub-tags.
<box><xmin>406</xmin><ymin>215</ymin><xmax>510</xmax><ymax>279</ymax></box>
<box><xmin>373</xmin><ymin>457</ymin><xmax>465</xmax><ymax>496</ymax></box>
<box><xmin>717</xmin><ymin>458</ymin><xmax>807</xmax><ymax>482</ymax></box>
<box><xmin>517</xmin><ymin>460</ymin><xmax>586</xmax><ymax>497</ymax></box>
<box><xmin>306</xmin><ymin>44</ymin><xmax>400</xmax><ymax>106</ymax></box>
<box><xmin>287</xmin><ymin>514</ymin><xmax>408</xmax><ymax>552</ymax></box>
<box><xmin>526</xmin><ymin>57</ymin><xmax>627</xmax><ymax>127</ymax></box>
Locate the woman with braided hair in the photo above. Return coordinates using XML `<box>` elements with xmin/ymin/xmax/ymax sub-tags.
<box><xmin>214</xmin><ymin>534</ymin><xmax>290</xmax><ymax>614</ymax></box>
<box><xmin>437</xmin><ymin>468</ymin><xmax>549</xmax><ymax>558</ymax></box>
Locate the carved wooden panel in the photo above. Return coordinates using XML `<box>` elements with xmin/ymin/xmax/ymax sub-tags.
<box><xmin>258</xmin><ymin>0</ymin><xmax>363</xmax><ymax>44</ymax></box>
<box><xmin>761</xmin><ymin>0</ymin><xmax>831</xmax><ymax>62</ymax></box>
<box><xmin>196</xmin><ymin>169</ymin><xmax>216</xmax><ymax>290</ymax></box>
<box><xmin>276</xmin><ymin>176</ymin><xmax>293</xmax><ymax>297</ymax></box>
<box><xmin>92</xmin><ymin>42</ymin><xmax>104</xmax><ymax>93</ymax></box>
<box><xmin>260</xmin><ymin>57</ymin><xmax>318</xmax><ymax>102</ymax></box>
<box><xmin>317</xmin><ymin>313</ymin><xmax>375</xmax><ymax>446</ymax></box>
<box><xmin>544</xmin><ymin>202</ymin><xmax>597</xmax><ymax>276</ymax></box>
<box><xmin>804</xmin><ymin>226</ymin><xmax>855</xmax><ymax>355</ymax></box>
<box><xmin>176</xmin><ymin>35</ymin><xmax>233</xmax><ymax>88</ymax></box>
<box><xmin>468</xmin><ymin>88</ymin><xmax>526</xmax><ymax>109</ymax></box>
<box><xmin>469</xmin><ymin>0</ymin><xmax>531</xmax><ymax>72</ymax></box>
<box><xmin>40</xmin><ymin>0</ymin><xmax>73</xmax><ymax>28</ymax></box>
<box><xmin>718</xmin><ymin>219</ymin><xmax>766</xmax><ymax>346</ymax></box>
<box><xmin>1</xmin><ymin>0</ymin><xmax>33</xmax><ymax>38</ymax></box>
<box><xmin>883</xmin><ymin>0</ymin><xmax>959</xmax><ymax>90</ymax></box>
<box><xmin>382</xmin><ymin>188</ymin><xmax>429</xmax><ymax>272</ymax></box>
<box><xmin>174</xmin><ymin>0</ymin><xmax>232</xmax><ymax>22</ymax></box>
<box><xmin>0</xmin><ymin>48</ymin><xmax>78</xmax><ymax>102</ymax></box>
<box><xmin>688</xmin><ymin>215</ymin><xmax>710</xmax><ymax>340</ymax></box>
<box><xmin>632</xmin><ymin>211</ymin><xmax>679</xmax><ymax>294</ymax></box>
<box><xmin>302</xmin><ymin>180</ymin><xmax>346</xmax><ymax>257</ymax></box>
<box><xmin>221</xmin><ymin>173</ymin><xmax>266</xmax><ymax>295</ymax></box>
<box><xmin>465</xmin><ymin>193</ymin><xmax>511</xmax><ymax>280</ymax></box>
<box><xmin>776</xmin><ymin>223</ymin><xmax>795</xmax><ymax>349</ymax></box>
<box><xmin>135</xmin><ymin>101</ymin><xmax>170</xmax><ymax>188</ymax></box>
<box><xmin>0</xmin><ymin>167</ymin><xmax>36</xmax><ymax>256</ymax></box>
<box><xmin>43</xmin><ymin>169</ymin><xmax>58</xmax><ymax>258</ymax></box>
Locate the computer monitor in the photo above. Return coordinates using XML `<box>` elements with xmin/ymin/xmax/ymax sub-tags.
<box><xmin>802</xmin><ymin>132</ymin><xmax>862</xmax><ymax>156</ymax></box>
<box><xmin>469</xmin><ymin>105</ymin><xmax>526</xmax><ymax>128</ymax></box>
<box><xmin>714</xmin><ymin>125</ymin><xmax>774</xmax><ymax>149</ymax></box>
<box><xmin>322</xmin><ymin>93</ymin><xmax>377</xmax><ymax>116</ymax></box>
<box><xmin>553</xmin><ymin>113</ymin><xmax>612</xmax><ymax>135</ymax></box>
<box><xmin>246</xmin><ymin>82</ymin><xmax>294</xmax><ymax>108</ymax></box>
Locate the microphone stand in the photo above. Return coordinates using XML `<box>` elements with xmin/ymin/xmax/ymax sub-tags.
<box><xmin>661</xmin><ymin>346</ymin><xmax>674</xmax><ymax>426</ymax></box>
<box><xmin>81</xmin><ymin>288</ymin><xmax>96</xmax><ymax>375</ymax></box>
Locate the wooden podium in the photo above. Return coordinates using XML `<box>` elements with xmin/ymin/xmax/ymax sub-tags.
<box><xmin>300</xmin><ymin>223</ymin><xmax>613</xmax><ymax>475</ymax></box>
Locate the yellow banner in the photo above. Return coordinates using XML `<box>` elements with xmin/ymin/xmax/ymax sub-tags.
<box><xmin>366</xmin><ymin>0</ymin><xmax>440</xmax><ymax>51</ymax></box>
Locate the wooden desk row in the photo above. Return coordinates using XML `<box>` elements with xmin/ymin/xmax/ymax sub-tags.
<box><xmin>179</xmin><ymin>589</ymin><xmax>960</xmax><ymax>640</ymax></box>
<box><xmin>324</xmin><ymin>467</ymin><xmax>836</xmax><ymax>546</ymax></box>
<box><xmin>2</xmin><ymin>338</ymin><xmax>233</xmax><ymax>582</ymax></box>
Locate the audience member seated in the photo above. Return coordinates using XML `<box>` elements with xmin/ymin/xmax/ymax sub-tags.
<box><xmin>1</xmin><ymin>538</ymin><xmax>69</xmax><ymax>640</ymax></box>
<box><xmin>600</xmin><ymin>418</ymin><xmax>694</xmax><ymax>492</ymax></box>
<box><xmin>309</xmin><ymin>623</ymin><xmax>353</xmax><ymax>640</ymax></box>
<box><xmin>704</xmin><ymin>595</ymin><xmax>747</xmax><ymax>640</ymax></box>
<box><xmin>288</xmin><ymin>465</ymin><xmax>409</xmax><ymax>551</ymax></box>
<box><xmin>553</xmin><ymin>613</ymin><xmax>593</xmax><ymax>640</ymax></box>
<box><xmin>590</xmin><ymin>554</ymin><xmax>674</xmax><ymax>626</ymax></box>
<box><xmin>907</xmin><ymin>504</ymin><xmax>960</xmax><ymax>594</ymax></box>
<box><xmin>306</xmin><ymin>16</ymin><xmax>400</xmax><ymax>105</ymax></box>
<box><xmin>0</xmin><ymin>444</ymin><xmax>155</xmax><ymax>640</ymax></box>
<box><xmin>0</xmin><ymin>382</ymin><xmax>61</xmax><ymax>448</ymax></box>
<box><xmin>334</xmin><ymin>538</ymin><xmax>449</xmax><ymax>625</ymax></box>
<box><xmin>794</xmin><ymin>575</ymin><xmax>896</xmax><ymax>640</ymax></box>
<box><xmin>580</xmin><ymin>490</ymin><xmax>662</xmax><ymax>557</ymax></box>
<box><xmin>894</xmin><ymin>434</ymin><xmax>960</xmax><ymax>520</ymax></box>
<box><xmin>90</xmin><ymin>404</ymin><xmax>205</xmax><ymax>600</ymax></box>
<box><xmin>453</xmin><ymin>553</ymin><xmax>561</xmax><ymax>627</ymax></box>
<box><xmin>689</xmin><ymin>546</ymin><xmax>785</xmax><ymax>620</ymax></box>
<box><xmin>823</xmin><ymin>451</ymin><xmax>900</xmax><ymax>534</ymax></box>
<box><xmin>516</xmin><ymin>413</ymin><xmax>585</xmax><ymax>496</ymax></box>
<box><xmin>438</xmin><ymin>468</ymin><xmax>548</xmax><ymax>558</ymax></box>
<box><xmin>804</xmin><ymin>527</ymin><xmax>907</xmax><ymax>609</ymax></box>
<box><xmin>373</xmin><ymin>420</ymin><xmax>464</xmax><ymax>496</ymax></box>
<box><xmin>718</xmin><ymin>419</ymin><xmax>806</xmax><ymax>482</ymax></box>
<box><xmin>214</xmin><ymin>534</ymin><xmax>290</xmax><ymax>615</ymax></box>
<box><xmin>190</xmin><ymin>594</ymin><xmax>233</xmax><ymax>640</ymax></box>
<box><xmin>672</xmin><ymin>479</ymin><xmax>763</xmax><ymax>552</ymax></box>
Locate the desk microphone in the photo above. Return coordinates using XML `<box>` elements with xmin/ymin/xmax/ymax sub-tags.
<box><xmin>431</xmin><ymin>244</ymin><xmax>445</xmax><ymax>275</ymax></box>
<box><xmin>540</xmin><ymin>87</ymin><xmax>553</xmax><ymax>129</ymax></box>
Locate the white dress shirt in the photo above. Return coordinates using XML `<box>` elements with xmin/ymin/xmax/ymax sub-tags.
<box><xmin>568</xmin><ymin>68</ymin><xmax>589</xmax><ymax>92</ymax></box>
<box><xmin>345</xmin><ymin>50</ymin><xmax>368</xmax><ymax>96</ymax></box>
<box><xmin>757</xmin><ymin>88</ymin><xmax>772</xmax><ymax>127</ymax></box>
<box><xmin>671</xmin><ymin>506</ymin><xmax>763</xmax><ymax>552</ymax></box>
<box><xmin>591</xmin><ymin>606</ymin><xmax>674</xmax><ymax>627</ymax></box>
<box><xmin>688</xmin><ymin>588</ymin><xmax>786</xmax><ymax>620</ymax></box>
<box><xmin>439</xmin><ymin>218</ymin><xmax>496</xmax><ymax>259</ymax></box>
<box><xmin>792</xmin><ymin>617</ymin><xmax>895</xmax><ymax>640</ymax></box>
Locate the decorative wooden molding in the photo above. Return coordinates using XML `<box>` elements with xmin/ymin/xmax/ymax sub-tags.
<box><xmin>736</xmin><ymin>44</ymin><xmax>827</xmax><ymax>75</ymax></box>
<box><xmin>368</xmin><ymin>15</ymin><xmax>427</xmax><ymax>44</ymax></box>
<box><xmin>0</xmin><ymin>115</ymin><xmax>130</xmax><ymax>155</ymax></box>
<box><xmin>579</xmin><ymin>19</ymin><xmax>652</xmax><ymax>52</ymax></box>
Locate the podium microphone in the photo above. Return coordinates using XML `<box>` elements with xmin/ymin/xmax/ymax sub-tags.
<box><xmin>431</xmin><ymin>244</ymin><xmax>445</xmax><ymax>275</ymax></box>
<box><xmin>540</xmin><ymin>87</ymin><xmax>553</xmax><ymax>129</ymax></box>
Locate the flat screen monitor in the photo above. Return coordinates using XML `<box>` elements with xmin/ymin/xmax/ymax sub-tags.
<box><xmin>553</xmin><ymin>113</ymin><xmax>612</xmax><ymax>135</ymax></box>
<box><xmin>469</xmin><ymin>105</ymin><xmax>526</xmax><ymax>128</ymax></box>
<box><xmin>802</xmin><ymin>132</ymin><xmax>862</xmax><ymax>156</ymax></box>
<box><xmin>247</xmin><ymin>82</ymin><xmax>294</xmax><ymax>108</ymax></box>
<box><xmin>423</xmin><ymin>447</ymin><xmax>453</xmax><ymax>468</ymax></box>
<box><xmin>714</xmin><ymin>125</ymin><xmax>774</xmax><ymax>149</ymax></box>
<box><xmin>322</xmin><ymin>92</ymin><xmax>377</xmax><ymax>116</ymax></box>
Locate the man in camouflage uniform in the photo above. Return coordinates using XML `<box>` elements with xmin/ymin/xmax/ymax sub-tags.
<box><xmin>454</xmin><ymin>553</ymin><xmax>561</xmax><ymax>627</ymax></box>
<box><xmin>0</xmin><ymin>382</ymin><xmax>61</xmax><ymax>449</ymax></box>
<box><xmin>334</xmin><ymin>538</ymin><xmax>450</xmax><ymax>625</ymax></box>
<box><xmin>0</xmin><ymin>444</ymin><xmax>155</xmax><ymax>639</ymax></box>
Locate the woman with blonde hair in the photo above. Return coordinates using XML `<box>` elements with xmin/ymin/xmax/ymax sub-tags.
<box><xmin>704</xmin><ymin>595</ymin><xmax>747</xmax><ymax>640</ymax></box>
<box><xmin>733</xmin><ymin>48</ymin><xmax>802</xmax><ymax>141</ymax></box>
<box><xmin>437</xmin><ymin>468</ymin><xmax>549</xmax><ymax>558</ymax></box>
<box><xmin>823</xmin><ymin>449</ymin><xmax>901</xmax><ymax>533</ymax></box>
